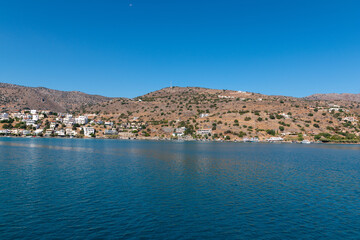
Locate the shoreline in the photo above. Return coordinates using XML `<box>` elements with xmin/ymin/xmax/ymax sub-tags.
<box><xmin>1</xmin><ymin>136</ymin><xmax>360</xmax><ymax>145</ymax></box>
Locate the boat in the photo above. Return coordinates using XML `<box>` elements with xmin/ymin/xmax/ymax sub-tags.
<box><xmin>301</xmin><ymin>140</ymin><xmax>311</xmax><ymax>144</ymax></box>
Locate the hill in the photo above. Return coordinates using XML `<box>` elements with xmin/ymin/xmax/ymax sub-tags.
<box><xmin>305</xmin><ymin>93</ymin><xmax>360</xmax><ymax>102</ymax></box>
<box><xmin>1</xmin><ymin>83</ymin><xmax>360</xmax><ymax>142</ymax></box>
<box><xmin>0</xmin><ymin>83</ymin><xmax>112</xmax><ymax>112</ymax></box>
<box><xmin>82</xmin><ymin>86</ymin><xmax>360</xmax><ymax>142</ymax></box>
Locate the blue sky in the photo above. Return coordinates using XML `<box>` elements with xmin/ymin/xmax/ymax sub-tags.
<box><xmin>1</xmin><ymin>0</ymin><xmax>359</xmax><ymax>98</ymax></box>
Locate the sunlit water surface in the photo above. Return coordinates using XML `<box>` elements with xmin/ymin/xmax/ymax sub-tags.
<box><xmin>0</xmin><ymin>138</ymin><xmax>360</xmax><ymax>239</ymax></box>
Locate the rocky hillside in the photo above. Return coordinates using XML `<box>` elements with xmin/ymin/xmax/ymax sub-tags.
<box><xmin>83</xmin><ymin>87</ymin><xmax>360</xmax><ymax>142</ymax></box>
<box><xmin>0</xmin><ymin>83</ymin><xmax>112</xmax><ymax>112</ymax></box>
<box><xmin>305</xmin><ymin>93</ymin><xmax>360</xmax><ymax>102</ymax></box>
<box><xmin>1</xmin><ymin>84</ymin><xmax>360</xmax><ymax>142</ymax></box>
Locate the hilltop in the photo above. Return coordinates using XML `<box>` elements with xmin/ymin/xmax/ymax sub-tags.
<box><xmin>0</xmin><ymin>83</ymin><xmax>112</xmax><ymax>112</ymax></box>
<box><xmin>305</xmin><ymin>93</ymin><xmax>360</xmax><ymax>102</ymax></box>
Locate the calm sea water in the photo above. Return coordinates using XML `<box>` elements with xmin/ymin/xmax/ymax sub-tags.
<box><xmin>0</xmin><ymin>137</ymin><xmax>360</xmax><ymax>239</ymax></box>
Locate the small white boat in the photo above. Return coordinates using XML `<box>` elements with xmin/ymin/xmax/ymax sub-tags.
<box><xmin>301</xmin><ymin>140</ymin><xmax>311</xmax><ymax>144</ymax></box>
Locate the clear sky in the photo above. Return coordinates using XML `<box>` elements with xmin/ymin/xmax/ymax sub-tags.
<box><xmin>1</xmin><ymin>0</ymin><xmax>359</xmax><ymax>98</ymax></box>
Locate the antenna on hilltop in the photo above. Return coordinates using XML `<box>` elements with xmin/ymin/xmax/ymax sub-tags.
<box><xmin>170</xmin><ymin>81</ymin><xmax>173</xmax><ymax>88</ymax></box>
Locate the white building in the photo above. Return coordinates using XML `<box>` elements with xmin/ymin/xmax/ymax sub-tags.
<box><xmin>22</xmin><ymin>130</ymin><xmax>31</xmax><ymax>135</ymax></box>
<box><xmin>63</xmin><ymin>116</ymin><xmax>75</xmax><ymax>125</ymax></box>
<box><xmin>173</xmin><ymin>127</ymin><xmax>186</xmax><ymax>137</ymax></box>
<box><xmin>105</xmin><ymin>121</ymin><xmax>114</xmax><ymax>126</ymax></box>
<box><xmin>218</xmin><ymin>95</ymin><xmax>235</xmax><ymax>99</ymax></box>
<box><xmin>50</xmin><ymin>122</ymin><xmax>57</xmax><ymax>129</ymax></box>
<box><xmin>75</xmin><ymin>116</ymin><xmax>88</xmax><ymax>125</ymax></box>
<box><xmin>66</xmin><ymin>128</ymin><xmax>77</xmax><ymax>136</ymax></box>
<box><xmin>267</xmin><ymin>137</ymin><xmax>284</xmax><ymax>142</ymax></box>
<box><xmin>30</xmin><ymin>110</ymin><xmax>37</xmax><ymax>115</ymax></box>
<box><xmin>280</xmin><ymin>113</ymin><xmax>290</xmax><ymax>119</ymax></box>
<box><xmin>104</xmin><ymin>129</ymin><xmax>118</xmax><ymax>135</ymax></box>
<box><xmin>0</xmin><ymin>113</ymin><xmax>9</xmax><ymax>120</ymax></box>
<box><xmin>83</xmin><ymin>127</ymin><xmax>95</xmax><ymax>137</ymax></box>
<box><xmin>56</xmin><ymin>129</ymin><xmax>66</xmax><ymax>136</ymax></box>
<box><xmin>0</xmin><ymin>129</ymin><xmax>10</xmax><ymax>134</ymax></box>
<box><xmin>34</xmin><ymin>129</ymin><xmax>44</xmax><ymax>135</ymax></box>
<box><xmin>11</xmin><ymin>129</ymin><xmax>19</xmax><ymax>135</ymax></box>
<box><xmin>329</xmin><ymin>108</ymin><xmax>341</xmax><ymax>112</ymax></box>
<box><xmin>343</xmin><ymin>117</ymin><xmax>358</xmax><ymax>122</ymax></box>
<box><xmin>196</xmin><ymin>129</ymin><xmax>212</xmax><ymax>135</ymax></box>
<box><xmin>25</xmin><ymin>119</ymin><xmax>36</xmax><ymax>126</ymax></box>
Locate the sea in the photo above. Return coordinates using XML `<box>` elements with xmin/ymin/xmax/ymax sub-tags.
<box><xmin>0</xmin><ymin>137</ymin><xmax>359</xmax><ymax>239</ymax></box>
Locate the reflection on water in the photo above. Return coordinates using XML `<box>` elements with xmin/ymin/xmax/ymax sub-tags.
<box><xmin>0</xmin><ymin>138</ymin><xmax>360</xmax><ymax>239</ymax></box>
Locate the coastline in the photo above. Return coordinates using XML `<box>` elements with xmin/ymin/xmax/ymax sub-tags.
<box><xmin>1</xmin><ymin>135</ymin><xmax>359</xmax><ymax>145</ymax></box>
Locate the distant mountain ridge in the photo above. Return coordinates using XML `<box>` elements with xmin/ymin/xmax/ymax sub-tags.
<box><xmin>0</xmin><ymin>82</ymin><xmax>112</xmax><ymax>112</ymax></box>
<box><xmin>1</xmin><ymin>82</ymin><xmax>360</xmax><ymax>113</ymax></box>
<box><xmin>305</xmin><ymin>93</ymin><xmax>360</xmax><ymax>102</ymax></box>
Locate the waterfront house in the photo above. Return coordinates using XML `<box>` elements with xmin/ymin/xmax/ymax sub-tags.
<box><xmin>83</xmin><ymin>127</ymin><xmax>95</xmax><ymax>137</ymax></box>
<box><xmin>65</xmin><ymin>128</ymin><xmax>77</xmax><ymax>136</ymax></box>
<box><xmin>22</xmin><ymin>130</ymin><xmax>31</xmax><ymax>136</ymax></box>
<box><xmin>267</xmin><ymin>137</ymin><xmax>284</xmax><ymax>142</ymax></box>
<box><xmin>11</xmin><ymin>129</ymin><xmax>19</xmax><ymax>135</ymax></box>
<box><xmin>56</xmin><ymin>129</ymin><xmax>66</xmax><ymax>137</ymax></box>
<box><xmin>172</xmin><ymin>127</ymin><xmax>186</xmax><ymax>137</ymax></box>
<box><xmin>45</xmin><ymin>129</ymin><xmax>53</xmax><ymax>136</ymax></box>
<box><xmin>104</xmin><ymin>129</ymin><xmax>118</xmax><ymax>135</ymax></box>
<box><xmin>34</xmin><ymin>129</ymin><xmax>44</xmax><ymax>135</ymax></box>
<box><xmin>0</xmin><ymin>129</ymin><xmax>10</xmax><ymax>135</ymax></box>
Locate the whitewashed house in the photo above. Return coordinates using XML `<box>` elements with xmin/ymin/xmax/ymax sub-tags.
<box><xmin>105</xmin><ymin>121</ymin><xmax>114</xmax><ymax>126</ymax></box>
<box><xmin>34</xmin><ymin>129</ymin><xmax>44</xmax><ymax>135</ymax></box>
<box><xmin>196</xmin><ymin>129</ymin><xmax>212</xmax><ymax>135</ymax></box>
<box><xmin>32</xmin><ymin>114</ymin><xmax>39</xmax><ymax>121</ymax></box>
<box><xmin>65</xmin><ymin>128</ymin><xmax>77</xmax><ymax>136</ymax></box>
<box><xmin>172</xmin><ymin>127</ymin><xmax>186</xmax><ymax>137</ymax></box>
<box><xmin>0</xmin><ymin>113</ymin><xmax>9</xmax><ymax>120</ymax></box>
<box><xmin>56</xmin><ymin>129</ymin><xmax>66</xmax><ymax>136</ymax></box>
<box><xmin>343</xmin><ymin>117</ymin><xmax>358</xmax><ymax>122</ymax></box>
<box><xmin>104</xmin><ymin>129</ymin><xmax>118</xmax><ymax>135</ymax></box>
<box><xmin>83</xmin><ymin>127</ymin><xmax>95</xmax><ymax>137</ymax></box>
<box><xmin>267</xmin><ymin>137</ymin><xmax>284</xmax><ymax>142</ymax></box>
<box><xmin>75</xmin><ymin>116</ymin><xmax>88</xmax><ymax>125</ymax></box>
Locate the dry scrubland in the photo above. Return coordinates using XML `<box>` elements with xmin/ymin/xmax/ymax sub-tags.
<box><xmin>1</xmin><ymin>83</ymin><xmax>360</xmax><ymax>142</ymax></box>
<box><xmin>82</xmin><ymin>87</ymin><xmax>360</xmax><ymax>142</ymax></box>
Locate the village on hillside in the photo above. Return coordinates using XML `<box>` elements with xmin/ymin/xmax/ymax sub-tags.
<box><xmin>1</xmin><ymin>87</ymin><xmax>360</xmax><ymax>143</ymax></box>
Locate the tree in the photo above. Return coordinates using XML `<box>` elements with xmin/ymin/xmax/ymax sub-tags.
<box><xmin>297</xmin><ymin>133</ymin><xmax>304</xmax><ymax>141</ymax></box>
<box><xmin>266</xmin><ymin>129</ymin><xmax>276</xmax><ymax>136</ymax></box>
